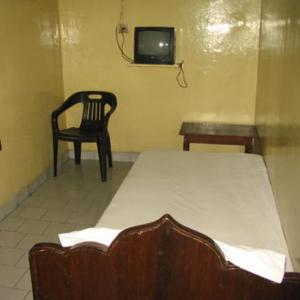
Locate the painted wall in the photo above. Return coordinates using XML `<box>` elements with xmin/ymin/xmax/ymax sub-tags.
<box><xmin>0</xmin><ymin>1</ymin><xmax>64</xmax><ymax>207</ymax></box>
<box><xmin>59</xmin><ymin>0</ymin><xmax>261</xmax><ymax>152</ymax></box>
<box><xmin>256</xmin><ymin>0</ymin><xmax>300</xmax><ymax>270</ymax></box>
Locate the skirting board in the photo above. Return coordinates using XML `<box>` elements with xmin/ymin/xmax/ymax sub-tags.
<box><xmin>0</xmin><ymin>151</ymin><xmax>69</xmax><ymax>222</ymax></box>
<box><xmin>0</xmin><ymin>151</ymin><xmax>139</xmax><ymax>222</ymax></box>
<box><xmin>68</xmin><ymin>150</ymin><xmax>140</xmax><ymax>162</ymax></box>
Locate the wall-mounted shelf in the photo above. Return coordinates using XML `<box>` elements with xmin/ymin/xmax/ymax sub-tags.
<box><xmin>128</xmin><ymin>63</ymin><xmax>179</xmax><ymax>69</ymax></box>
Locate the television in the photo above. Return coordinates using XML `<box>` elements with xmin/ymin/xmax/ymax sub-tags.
<box><xmin>134</xmin><ymin>27</ymin><xmax>175</xmax><ymax>65</ymax></box>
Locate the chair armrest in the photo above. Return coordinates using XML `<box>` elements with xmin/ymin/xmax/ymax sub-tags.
<box><xmin>51</xmin><ymin>110</ymin><xmax>61</xmax><ymax>133</ymax></box>
<box><xmin>103</xmin><ymin>105</ymin><xmax>117</xmax><ymax>130</ymax></box>
<box><xmin>51</xmin><ymin>95</ymin><xmax>81</xmax><ymax>133</ymax></box>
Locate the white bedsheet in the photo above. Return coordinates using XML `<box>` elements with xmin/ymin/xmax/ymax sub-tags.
<box><xmin>60</xmin><ymin>151</ymin><xmax>292</xmax><ymax>282</ymax></box>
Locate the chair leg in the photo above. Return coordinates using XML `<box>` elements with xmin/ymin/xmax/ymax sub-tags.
<box><xmin>96</xmin><ymin>138</ymin><xmax>107</xmax><ymax>182</ymax></box>
<box><xmin>74</xmin><ymin>142</ymin><xmax>81</xmax><ymax>165</ymax></box>
<box><xmin>53</xmin><ymin>138</ymin><xmax>58</xmax><ymax>177</ymax></box>
<box><xmin>106</xmin><ymin>136</ymin><xmax>113</xmax><ymax>168</ymax></box>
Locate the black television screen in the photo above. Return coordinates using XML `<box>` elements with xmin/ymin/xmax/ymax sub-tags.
<box><xmin>134</xmin><ymin>27</ymin><xmax>175</xmax><ymax>65</ymax></box>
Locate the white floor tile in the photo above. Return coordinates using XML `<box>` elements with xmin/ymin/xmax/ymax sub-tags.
<box><xmin>41</xmin><ymin>209</ymin><xmax>70</xmax><ymax>222</ymax></box>
<box><xmin>0</xmin><ymin>217</ymin><xmax>25</xmax><ymax>231</ymax></box>
<box><xmin>0</xmin><ymin>231</ymin><xmax>26</xmax><ymax>248</ymax></box>
<box><xmin>24</xmin><ymin>291</ymin><xmax>33</xmax><ymax>300</ymax></box>
<box><xmin>66</xmin><ymin>211</ymin><xmax>99</xmax><ymax>225</ymax></box>
<box><xmin>0</xmin><ymin>265</ymin><xmax>27</xmax><ymax>287</ymax></box>
<box><xmin>0</xmin><ymin>247</ymin><xmax>25</xmax><ymax>266</ymax></box>
<box><xmin>20</xmin><ymin>196</ymin><xmax>43</xmax><ymax>208</ymax></box>
<box><xmin>16</xmin><ymin>253</ymin><xmax>29</xmax><ymax>268</ymax></box>
<box><xmin>0</xmin><ymin>160</ymin><xmax>132</xmax><ymax>298</ymax></box>
<box><xmin>73</xmin><ymin>224</ymin><xmax>90</xmax><ymax>231</ymax></box>
<box><xmin>17</xmin><ymin>220</ymin><xmax>49</xmax><ymax>234</ymax></box>
<box><xmin>39</xmin><ymin>198</ymin><xmax>68</xmax><ymax>209</ymax></box>
<box><xmin>15</xmin><ymin>270</ymin><xmax>31</xmax><ymax>290</ymax></box>
<box><xmin>65</xmin><ymin>200</ymin><xmax>95</xmax><ymax>213</ymax></box>
<box><xmin>17</xmin><ymin>234</ymin><xmax>55</xmax><ymax>251</ymax></box>
<box><xmin>12</xmin><ymin>207</ymin><xmax>47</xmax><ymax>220</ymax></box>
<box><xmin>43</xmin><ymin>222</ymin><xmax>76</xmax><ymax>236</ymax></box>
<box><xmin>0</xmin><ymin>287</ymin><xmax>28</xmax><ymax>300</ymax></box>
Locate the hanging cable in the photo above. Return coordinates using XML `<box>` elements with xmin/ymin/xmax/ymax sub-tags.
<box><xmin>176</xmin><ymin>61</ymin><xmax>188</xmax><ymax>88</ymax></box>
<box><xmin>116</xmin><ymin>0</ymin><xmax>133</xmax><ymax>63</ymax></box>
<box><xmin>115</xmin><ymin>26</ymin><xmax>134</xmax><ymax>63</ymax></box>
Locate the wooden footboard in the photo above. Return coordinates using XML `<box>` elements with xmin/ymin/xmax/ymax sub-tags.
<box><xmin>29</xmin><ymin>214</ymin><xmax>300</xmax><ymax>300</ymax></box>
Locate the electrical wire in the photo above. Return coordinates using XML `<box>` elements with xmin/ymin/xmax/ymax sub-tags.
<box><xmin>176</xmin><ymin>61</ymin><xmax>188</xmax><ymax>88</ymax></box>
<box><xmin>115</xmin><ymin>26</ymin><xmax>134</xmax><ymax>63</ymax></box>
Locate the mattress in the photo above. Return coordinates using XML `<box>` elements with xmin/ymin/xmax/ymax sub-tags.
<box><xmin>95</xmin><ymin>151</ymin><xmax>292</xmax><ymax>274</ymax></box>
<box><xmin>59</xmin><ymin>150</ymin><xmax>292</xmax><ymax>282</ymax></box>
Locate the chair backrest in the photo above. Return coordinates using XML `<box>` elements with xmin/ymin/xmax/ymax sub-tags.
<box><xmin>74</xmin><ymin>91</ymin><xmax>117</xmax><ymax>133</ymax></box>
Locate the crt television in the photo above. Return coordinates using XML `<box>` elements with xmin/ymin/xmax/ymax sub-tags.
<box><xmin>134</xmin><ymin>27</ymin><xmax>175</xmax><ymax>65</ymax></box>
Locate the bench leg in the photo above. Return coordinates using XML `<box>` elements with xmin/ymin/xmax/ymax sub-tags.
<box><xmin>183</xmin><ymin>136</ymin><xmax>190</xmax><ymax>151</ymax></box>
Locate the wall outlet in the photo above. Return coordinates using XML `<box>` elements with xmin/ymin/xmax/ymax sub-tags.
<box><xmin>118</xmin><ymin>23</ymin><xmax>129</xmax><ymax>33</ymax></box>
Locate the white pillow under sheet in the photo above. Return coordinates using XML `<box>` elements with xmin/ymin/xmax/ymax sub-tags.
<box><xmin>59</xmin><ymin>226</ymin><xmax>286</xmax><ymax>283</ymax></box>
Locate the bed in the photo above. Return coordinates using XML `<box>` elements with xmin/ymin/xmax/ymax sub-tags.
<box><xmin>29</xmin><ymin>151</ymin><xmax>300</xmax><ymax>299</ymax></box>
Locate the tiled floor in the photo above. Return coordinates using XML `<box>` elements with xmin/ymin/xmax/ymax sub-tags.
<box><xmin>0</xmin><ymin>159</ymin><xmax>132</xmax><ymax>299</ymax></box>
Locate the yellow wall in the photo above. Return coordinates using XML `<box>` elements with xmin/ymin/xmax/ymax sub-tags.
<box><xmin>0</xmin><ymin>1</ymin><xmax>64</xmax><ymax>207</ymax></box>
<box><xmin>1</xmin><ymin>0</ymin><xmax>299</xmax><ymax>271</ymax></box>
<box><xmin>59</xmin><ymin>0</ymin><xmax>261</xmax><ymax>152</ymax></box>
<box><xmin>256</xmin><ymin>0</ymin><xmax>300</xmax><ymax>270</ymax></box>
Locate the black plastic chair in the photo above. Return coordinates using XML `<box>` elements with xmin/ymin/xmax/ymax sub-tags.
<box><xmin>51</xmin><ymin>91</ymin><xmax>117</xmax><ymax>182</ymax></box>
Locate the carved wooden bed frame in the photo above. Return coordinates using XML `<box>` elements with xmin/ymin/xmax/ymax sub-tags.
<box><xmin>29</xmin><ymin>214</ymin><xmax>300</xmax><ymax>299</ymax></box>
